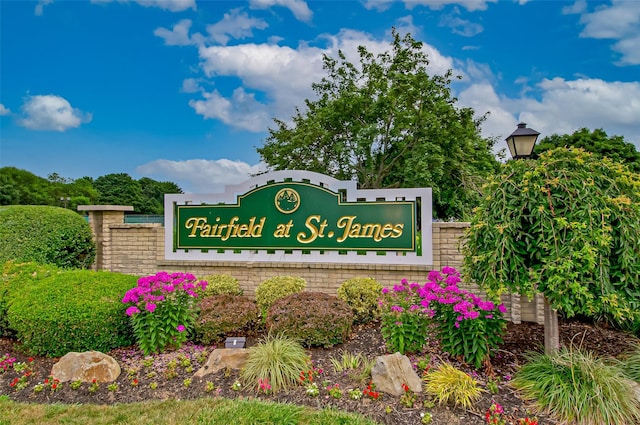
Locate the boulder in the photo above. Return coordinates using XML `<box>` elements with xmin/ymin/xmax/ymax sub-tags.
<box><xmin>51</xmin><ymin>351</ymin><xmax>121</xmax><ymax>383</ymax></box>
<box><xmin>194</xmin><ymin>348</ymin><xmax>250</xmax><ymax>378</ymax></box>
<box><xmin>371</xmin><ymin>352</ymin><xmax>422</xmax><ymax>396</ymax></box>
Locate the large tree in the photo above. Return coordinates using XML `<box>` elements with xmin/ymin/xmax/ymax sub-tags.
<box><xmin>533</xmin><ymin>128</ymin><xmax>640</xmax><ymax>172</ymax></box>
<box><xmin>258</xmin><ymin>29</ymin><xmax>499</xmax><ymax>219</ymax></box>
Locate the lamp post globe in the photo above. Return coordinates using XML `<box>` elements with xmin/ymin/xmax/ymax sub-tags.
<box><xmin>506</xmin><ymin>123</ymin><xmax>540</xmax><ymax>160</ymax></box>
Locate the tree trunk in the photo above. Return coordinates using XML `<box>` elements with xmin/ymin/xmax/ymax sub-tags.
<box><xmin>544</xmin><ymin>297</ymin><xmax>560</xmax><ymax>354</ymax></box>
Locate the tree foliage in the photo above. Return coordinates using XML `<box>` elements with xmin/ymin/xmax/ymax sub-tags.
<box><xmin>463</xmin><ymin>147</ymin><xmax>640</xmax><ymax>327</ymax></box>
<box><xmin>258</xmin><ymin>29</ymin><xmax>499</xmax><ymax>219</ymax></box>
<box><xmin>533</xmin><ymin>128</ymin><xmax>640</xmax><ymax>172</ymax></box>
<box><xmin>0</xmin><ymin>167</ymin><xmax>182</xmax><ymax>214</ymax></box>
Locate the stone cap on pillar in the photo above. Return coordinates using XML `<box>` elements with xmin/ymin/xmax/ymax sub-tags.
<box><xmin>77</xmin><ymin>205</ymin><xmax>134</xmax><ymax>212</ymax></box>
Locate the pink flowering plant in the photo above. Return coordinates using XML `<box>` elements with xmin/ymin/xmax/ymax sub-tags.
<box><xmin>379</xmin><ymin>280</ymin><xmax>430</xmax><ymax>354</ymax></box>
<box><xmin>380</xmin><ymin>267</ymin><xmax>507</xmax><ymax>368</ymax></box>
<box><xmin>122</xmin><ymin>271</ymin><xmax>207</xmax><ymax>355</ymax></box>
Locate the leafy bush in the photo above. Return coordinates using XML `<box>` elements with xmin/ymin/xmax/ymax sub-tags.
<box><xmin>337</xmin><ymin>277</ymin><xmax>382</xmax><ymax>324</ymax></box>
<box><xmin>240</xmin><ymin>333</ymin><xmax>310</xmax><ymax>392</ymax></box>
<box><xmin>122</xmin><ymin>271</ymin><xmax>207</xmax><ymax>355</ymax></box>
<box><xmin>0</xmin><ymin>261</ymin><xmax>63</xmax><ymax>337</ymax></box>
<box><xmin>198</xmin><ymin>274</ymin><xmax>243</xmax><ymax>297</ymax></box>
<box><xmin>424</xmin><ymin>362</ymin><xmax>483</xmax><ymax>409</ymax></box>
<box><xmin>7</xmin><ymin>269</ymin><xmax>138</xmax><ymax>356</ymax></box>
<box><xmin>254</xmin><ymin>276</ymin><xmax>306</xmax><ymax>313</ymax></box>
<box><xmin>266</xmin><ymin>292</ymin><xmax>353</xmax><ymax>348</ymax></box>
<box><xmin>0</xmin><ymin>206</ymin><xmax>95</xmax><ymax>269</ymax></box>
<box><xmin>512</xmin><ymin>347</ymin><xmax>640</xmax><ymax>425</ymax></box>
<box><xmin>194</xmin><ymin>295</ymin><xmax>259</xmax><ymax>345</ymax></box>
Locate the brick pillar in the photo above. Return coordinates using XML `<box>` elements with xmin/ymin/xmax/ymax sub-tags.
<box><xmin>77</xmin><ymin>205</ymin><xmax>134</xmax><ymax>271</ymax></box>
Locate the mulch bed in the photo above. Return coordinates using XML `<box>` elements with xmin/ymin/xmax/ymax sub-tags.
<box><xmin>1</xmin><ymin>319</ymin><xmax>638</xmax><ymax>425</ymax></box>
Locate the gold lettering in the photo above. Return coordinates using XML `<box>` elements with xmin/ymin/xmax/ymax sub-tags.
<box><xmin>185</xmin><ymin>217</ymin><xmax>207</xmax><ymax>237</ymax></box>
<box><xmin>248</xmin><ymin>217</ymin><xmax>265</xmax><ymax>237</ymax></box>
<box><xmin>297</xmin><ymin>215</ymin><xmax>327</xmax><ymax>244</ymax></box>
<box><xmin>336</xmin><ymin>216</ymin><xmax>356</xmax><ymax>242</ymax></box>
<box><xmin>274</xmin><ymin>220</ymin><xmax>294</xmax><ymax>238</ymax></box>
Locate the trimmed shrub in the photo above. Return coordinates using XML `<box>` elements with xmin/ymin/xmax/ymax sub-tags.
<box><xmin>240</xmin><ymin>333</ymin><xmax>310</xmax><ymax>392</ymax></box>
<box><xmin>0</xmin><ymin>205</ymin><xmax>95</xmax><ymax>269</ymax></box>
<box><xmin>198</xmin><ymin>274</ymin><xmax>243</xmax><ymax>297</ymax></box>
<box><xmin>337</xmin><ymin>277</ymin><xmax>382</xmax><ymax>324</ymax></box>
<box><xmin>0</xmin><ymin>261</ymin><xmax>62</xmax><ymax>337</ymax></box>
<box><xmin>194</xmin><ymin>295</ymin><xmax>259</xmax><ymax>345</ymax></box>
<box><xmin>7</xmin><ymin>269</ymin><xmax>138</xmax><ymax>357</ymax></box>
<box><xmin>512</xmin><ymin>347</ymin><xmax>640</xmax><ymax>425</ymax></box>
<box><xmin>254</xmin><ymin>276</ymin><xmax>306</xmax><ymax>313</ymax></box>
<box><xmin>266</xmin><ymin>292</ymin><xmax>354</xmax><ymax>348</ymax></box>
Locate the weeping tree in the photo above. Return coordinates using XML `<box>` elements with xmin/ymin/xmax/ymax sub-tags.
<box><xmin>463</xmin><ymin>147</ymin><xmax>640</xmax><ymax>352</ymax></box>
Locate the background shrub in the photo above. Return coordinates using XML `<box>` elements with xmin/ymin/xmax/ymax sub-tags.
<box><xmin>0</xmin><ymin>261</ymin><xmax>63</xmax><ymax>337</ymax></box>
<box><xmin>198</xmin><ymin>274</ymin><xmax>243</xmax><ymax>297</ymax></box>
<box><xmin>194</xmin><ymin>294</ymin><xmax>259</xmax><ymax>345</ymax></box>
<box><xmin>7</xmin><ymin>269</ymin><xmax>138</xmax><ymax>356</ymax></box>
<box><xmin>337</xmin><ymin>277</ymin><xmax>382</xmax><ymax>324</ymax></box>
<box><xmin>254</xmin><ymin>276</ymin><xmax>306</xmax><ymax>313</ymax></box>
<box><xmin>266</xmin><ymin>292</ymin><xmax>353</xmax><ymax>348</ymax></box>
<box><xmin>0</xmin><ymin>206</ymin><xmax>95</xmax><ymax>269</ymax></box>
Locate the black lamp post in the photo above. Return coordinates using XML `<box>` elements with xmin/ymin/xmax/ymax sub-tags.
<box><xmin>506</xmin><ymin>123</ymin><xmax>540</xmax><ymax>159</ymax></box>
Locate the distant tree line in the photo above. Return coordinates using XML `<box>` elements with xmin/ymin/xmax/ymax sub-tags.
<box><xmin>0</xmin><ymin>167</ymin><xmax>182</xmax><ymax>215</ymax></box>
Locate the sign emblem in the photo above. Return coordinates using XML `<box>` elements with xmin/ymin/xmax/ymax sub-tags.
<box><xmin>275</xmin><ymin>188</ymin><xmax>300</xmax><ymax>214</ymax></box>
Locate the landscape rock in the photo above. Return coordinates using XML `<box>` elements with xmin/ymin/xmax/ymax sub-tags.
<box><xmin>51</xmin><ymin>351</ymin><xmax>121</xmax><ymax>383</ymax></box>
<box><xmin>194</xmin><ymin>348</ymin><xmax>250</xmax><ymax>378</ymax></box>
<box><xmin>371</xmin><ymin>352</ymin><xmax>422</xmax><ymax>396</ymax></box>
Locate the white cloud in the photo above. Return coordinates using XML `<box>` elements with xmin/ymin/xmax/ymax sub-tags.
<box><xmin>136</xmin><ymin>159</ymin><xmax>267</xmax><ymax>193</ymax></box>
<box><xmin>91</xmin><ymin>0</ymin><xmax>196</xmax><ymax>12</ymax></box>
<box><xmin>18</xmin><ymin>95</ymin><xmax>92</xmax><ymax>132</ymax></box>
<box><xmin>191</xmin><ymin>28</ymin><xmax>455</xmax><ymax>132</ymax></box>
<box><xmin>571</xmin><ymin>0</ymin><xmax>640</xmax><ymax>65</ymax></box>
<box><xmin>34</xmin><ymin>0</ymin><xmax>53</xmax><ymax>16</ymax></box>
<box><xmin>206</xmin><ymin>8</ymin><xmax>269</xmax><ymax>45</ymax></box>
<box><xmin>404</xmin><ymin>0</ymin><xmax>497</xmax><ymax>12</ymax></box>
<box><xmin>439</xmin><ymin>9</ymin><xmax>483</xmax><ymax>37</ymax></box>
<box><xmin>457</xmin><ymin>77</ymin><xmax>640</xmax><ymax>152</ymax></box>
<box><xmin>181</xmin><ymin>78</ymin><xmax>201</xmax><ymax>93</ymax></box>
<box><xmin>189</xmin><ymin>87</ymin><xmax>270</xmax><ymax>132</ymax></box>
<box><xmin>154</xmin><ymin>19</ymin><xmax>197</xmax><ymax>46</ymax></box>
<box><xmin>561</xmin><ymin>0</ymin><xmax>587</xmax><ymax>15</ymax></box>
<box><xmin>0</xmin><ymin>104</ymin><xmax>10</xmax><ymax>116</ymax></box>
<box><xmin>249</xmin><ymin>0</ymin><xmax>312</xmax><ymax>22</ymax></box>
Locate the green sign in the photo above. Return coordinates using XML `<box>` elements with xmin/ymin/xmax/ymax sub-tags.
<box><xmin>175</xmin><ymin>182</ymin><xmax>415</xmax><ymax>251</ymax></box>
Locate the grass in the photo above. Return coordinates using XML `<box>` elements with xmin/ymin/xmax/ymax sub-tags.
<box><xmin>0</xmin><ymin>395</ymin><xmax>378</xmax><ymax>425</ymax></box>
<box><xmin>423</xmin><ymin>361</ymin><xmax>484</xmax><ymax>410</ymax></box>
<box><xmin>616</xmin><ymin>343</ymin><xmax>640</xmax><ymax>382</ymax></box>
<box><xmin>511</xmin><ymin>346</ymin><xmax>640</xmax><ymax>425</ymax></box>
<box><xmin>240</xmin><ymin>332</ymin><xmax>310</xmax><ymax>392</ymax></box>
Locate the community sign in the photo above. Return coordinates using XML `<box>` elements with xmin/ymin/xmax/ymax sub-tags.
<box><xmin>165</xmin><ymin>170</ymin><xmax>432</xmax><ymax>265</ymax></box>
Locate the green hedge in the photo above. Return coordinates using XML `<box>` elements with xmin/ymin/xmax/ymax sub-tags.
<box><xmin>0</xmin><ymin>206</ymin><xmax>95</xmax><ymax>269</ymax></box>
<box><xmin>7</xmin><ymin>269</ymin><xmax>137</xmax><ymax>356</ymax></box>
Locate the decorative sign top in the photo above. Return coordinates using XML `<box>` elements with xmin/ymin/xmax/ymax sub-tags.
<box><xmin>175</xmin><ymin>181</ymin><xmax>415</xmax><ymax>251</ymax></box>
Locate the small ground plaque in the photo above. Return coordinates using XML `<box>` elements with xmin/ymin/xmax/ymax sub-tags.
<box><xmin>225</xmin><ymin>337</ymin><xmax>246</xmax><ymax>349</ymax></box>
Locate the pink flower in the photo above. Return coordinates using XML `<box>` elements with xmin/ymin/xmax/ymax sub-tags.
<box><xmin>125</xmin><ymin>306</ymin><xmax>140</xmax><ymax>316</ymax></box>
<box><xmin>176</xmin><ymin>325</ymin><xmax>186</xmax><ymax>333</ymax></box>
<box><xmin>145</xmin><ymin>302</ymin><xmax>157</xmax><ymax>313</ymax></box>
<box><xmin>498</xmin><ymin>304</ymin><xmax>507</xmax><ymax>314</ymax></box>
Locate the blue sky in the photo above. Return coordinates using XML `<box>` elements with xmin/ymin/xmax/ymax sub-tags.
<box><xmin>1</xmin><ymin>0</ymin><xmax>639</xmax><ymax>194</ymax></box>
